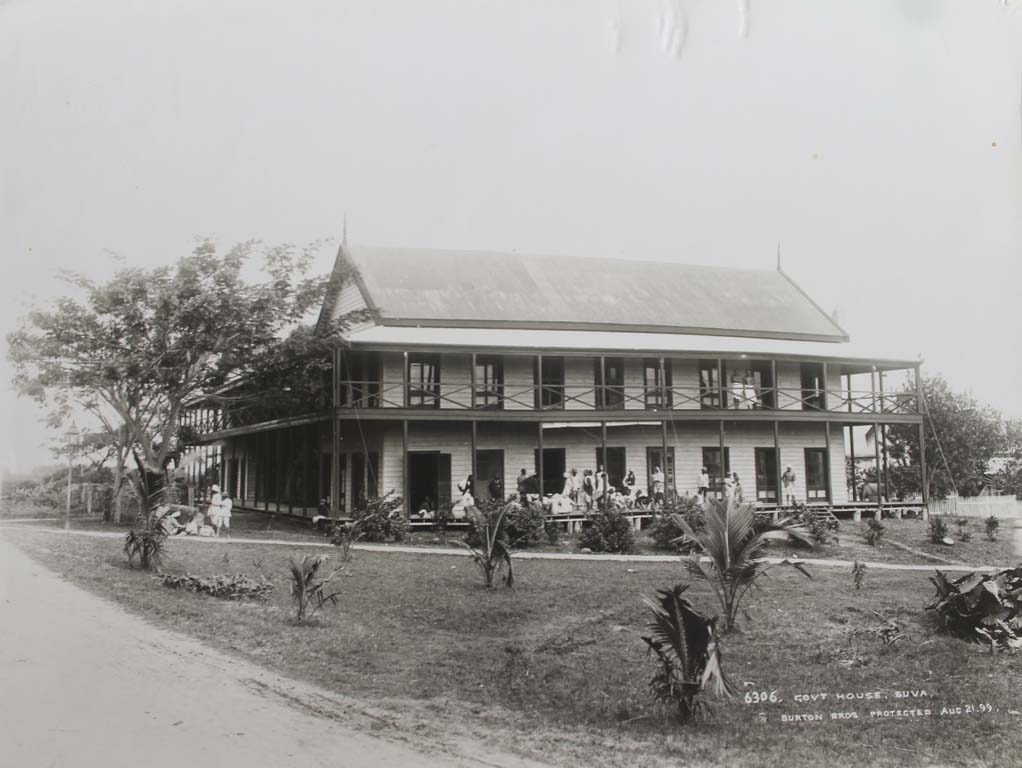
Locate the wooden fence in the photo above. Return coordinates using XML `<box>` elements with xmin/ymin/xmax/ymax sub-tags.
<box><xmin>928</xmin><ymin>495</ymin><xmax>1022</xmax><ymax>519</ymax></box>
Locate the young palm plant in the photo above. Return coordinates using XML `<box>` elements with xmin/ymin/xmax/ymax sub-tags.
<box><xmin>641</xmin><ymin>584</ymin><xmax>736</xmax><ymax>723</ymax></box>
<box><xmin>462</xmin><ymin>502</ymin><xmax>514</xmax><ymax>588</ymax></box>
<box><xmin>123</xmin><ymin>470</ymin><xmax>171</xmax><ymax>571</ymax></box>
<box><xmin>287</xmin><ymin>554</ymin><xmax>344</xmax><ymax>623</ymax></box>
<box><xmin>671</xmin><ymin>499</ymin><xmax>813</xmax><ymax>632</ymax></box>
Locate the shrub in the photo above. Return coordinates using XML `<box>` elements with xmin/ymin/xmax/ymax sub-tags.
<box><xmin>929</xmin><ymin>516</ymin><xmax>950</xmax><ymax>544</ymax></box>
<box><xmin>863</xmin><ymin>518</ymin><xmax>886</xmax><ymax>547</ymax></box>
<box><xmin>543</xmin><ymin>518</ymin><xmax>561</xmax><ymax>545</ymax></box>
<box><xmin>650</xmin><ymin>495</ymin><xmax>705</xmax><ymax>552</ymax></box>
<box><xmin>640</xmin><ymin>584</ymin><xmax>735</xmax><ymax>723</ymax></box>
<box><xmin>124</xmin><ymin>527</ymin><xmax>167</xmax><ymax>571</ymax></box>
<box><xmin>158</xmin><ymin>573</ymin><xmax>273</xmax><ymax>600</ymax></box>
<box><xmin>928</xmin><ymin>566</ymin><xmax>1022</xmax><ymax>651</ymax></box>
<box><xmin>287</xmin><ymin>554</ymin><xmax>343</xmax><ymax>623</ymax></box>
<box><xmin>673</xmin><ymin>500</ymin><xmax>813</xmax><ymax>632</ymax></box>
<box><xmin>852</xmin><ymin>559</ymin><xmax>867</xmax><ymax>590</ymax></box>
<box><xmin>578</xmin><ymin>506</ymin><xmax>635</xmax><ymax>553</ymax></box>
<box><xmin>956</xmin><ymin>518</ymin><xmax>972</xmax><ymax>543</ymax></box>
<box><xmin>329</xmin><ymin>518</ymin><xmax>363</xmax><ymax>562</ymax></box>
<box><xmin>985</xmin><ymin>516</ymin><xmax>1000</xmax><ymax>541</ymax></box>
<box><xmin>505</xmin><ymin>501</ymin><xmax>546</xmax><ymax>548</ymax></box>
<box><xmin>788</xmin><ymin>502</ymin><xmax>839</xmax><ymax>546</ymax></box>
<box><xmin>352</xmin><ymin>491</ymin><xmax>406</xmax><ymax>543</ymax></box>
<box><xmin>462</xmin><ymin>502</ymin><xmax>514</xmax><ymax>588</ymax></box>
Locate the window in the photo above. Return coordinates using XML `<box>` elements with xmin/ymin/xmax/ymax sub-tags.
<box><xmin>754</xmin><ymin>448</ymin><xmax>778</xmax><ymax>501</ymax></box>
<box><xmin>701</xmin><ymin>447</ymin><xmax>731</xmax><ymax>495</ymax></box>
<box><xmin>800</xmin><ymin>363</ymin><xmax>825</xmax><ymax>411</ymax></box>
<box><xmin>535</xmin><ymin>357</ymin><xmax>564</xmax><ymax>409</ymax></box>
<box><xmin>408</xmin><ymin>354</ymin><xmax>441</xmax><ymax>408</ymax></box>
<box><xmin>643</xmin><ymin>359</ymin><xmax>673</xmax><ymax>409</ymax></box>
<box><xmin>804</xmin><ymin>448</ymin><xmax>829</xmax><ymax>501</ymax></box>
<box><xmin>475</xmin><ymin>449</ymin><xmax>505</xmax><ymax>502</ymax></box>
<box><xmin>699</xmin><ymin>361</ymin><xmax>721</xmax><ymax>409</ymax></box>
<box><xmin>474</xmin><ymin>355</ymin><xmax>504</xmax><ymax>409</ymax></box>
<box><xmin>594</xmin><ymin>357</ymin><xmax>625</xmax><ymax>409</ymax></box>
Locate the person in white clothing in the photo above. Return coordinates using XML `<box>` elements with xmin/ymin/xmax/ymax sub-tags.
<box><xmin>216</xmin><ymin>494</ymin><xmax>233</xmax><ymax>537</ymax></box>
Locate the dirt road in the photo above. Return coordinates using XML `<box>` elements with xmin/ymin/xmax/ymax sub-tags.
<box><xmin>0</xmin><ymin>537</ymin><xmax>546</xmax><ymax>768</ymax></box>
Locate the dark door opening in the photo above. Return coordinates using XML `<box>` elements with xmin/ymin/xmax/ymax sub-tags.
<box><xmin>534</xmin><ymin>447</ymin><xmax>566</xmax><ymax>495</ymax></box>
<box><xmin>595</xmin><ymin>447</ymin><xmax>627</xmax><ymax>492</ymax></box>
<box><xmin>475</xmin><ymin>449</ymin><xmax>505</xmax><ymax>502</ymax></box>
<box><xmin>408</xmin><ymin>452</ymin><xmax>452</xmax><ymax>513</ymax></box>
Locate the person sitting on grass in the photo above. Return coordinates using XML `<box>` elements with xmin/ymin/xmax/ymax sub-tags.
<box><xmin>157</xmin><ymin>507</ymin><xmax>185</xmax><ymax>536</ymax></box>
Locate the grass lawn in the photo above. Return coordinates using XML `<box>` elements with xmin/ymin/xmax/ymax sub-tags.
<box><xmin>881</xmin><ymin>517</ymin><xmax>1021</xmax><ymax>567</ymax></box>
<box><xmin>4</xmin><ymin>523</ymin><xmax>1022</xmax><ymax>767</ymax></box>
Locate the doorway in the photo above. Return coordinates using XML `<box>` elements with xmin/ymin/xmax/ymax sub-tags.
<box><xmin>595</xmin><ymin>447</ymin><xmax>627</xmax><ymax>491</ymax></box>
<box><xmin>475</xmin><ymin>449</ymin><xmax>505</xmax><ymax>502</ymax></box>
<box><xmin>534</xmin><ymin>447</ymin><xmax>566</xmax><ymax>495</ymax></box>
<box><xmin>408</xmin><ymin>452</ymin><xmax>452</xmax><ymax>513</ymax></box>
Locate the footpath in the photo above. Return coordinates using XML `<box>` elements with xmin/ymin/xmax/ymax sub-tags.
<box><xmin>0</xmin><ymin>520</ymin><xmax>1004</xmax><ymax>572</ymax></box>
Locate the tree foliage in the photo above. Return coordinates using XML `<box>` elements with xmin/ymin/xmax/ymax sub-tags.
<box><xmin>7</xmin><ymin>240</ymin><xmax>365</xmax><ymax>513</ymax></box>
<box><xmin>887</xmin><ymin>376</ymin><xmax>1007</xmax><ymax>499</ymax></box>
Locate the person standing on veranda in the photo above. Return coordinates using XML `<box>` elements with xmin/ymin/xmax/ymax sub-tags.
<box><xmin>781</xmin><ymin>465</ymin><xmax>797</xmax><ymax>507</ymax></box>
<box><xmin>698</xmin><ymin>466</ymin><xmax>710</xmax><ymax>503</ymax></box>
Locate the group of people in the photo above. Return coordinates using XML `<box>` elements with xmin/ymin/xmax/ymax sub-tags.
<box><xmin>509</xmin><ymin>465</ymin><xmax>669</xmax><ymax>513</ymax></box>
<box><xmin>156</xmin><ymin>484</ymin><xmax>233</xmax><ymax>537</ymax></box>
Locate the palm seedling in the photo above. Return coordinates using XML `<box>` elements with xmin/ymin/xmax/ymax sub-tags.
<box><xmin>670</xmin><ymin>499</ymin><xmax>814</xmax><ymax>632</ymax></box>
<box><xmin>287</xmin><ymin>554</ymin><xmax>344</xmax><ymax>622</ymax></box>
<box><xmin>462</xmin><ymin>502</ymin><xmax>514</xmax><ymax>588</ymax></box>
<box><xmin>641</xmin><ymin>584</ymin><xmax>736</xmax><ymax>723</ymax></box>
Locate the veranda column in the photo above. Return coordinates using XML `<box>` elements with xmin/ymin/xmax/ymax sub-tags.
<box><xmin>717</xmin><ymin>359</ymin><xmax>725</xmax><ymax>409</ymax></box>
<box><xmin>718</xmin><ymin>420</ymin><xmax>726</xmax><ymax>502</ymax></box>
<box><xmin>821</xmin><ymin>362</ymin><xmax>829</xmax><ymax>411</ymax></box>
<box><xmin>773</xmin><ymin>420</ymin><xmax>782</xmax><ymax>517</ymax></box>
<box><xmin>287</xmin><ymin>428</ymin><xmax>294</xmax><ymax>516</ymax></box>
<box><xmin>471</xmin><ymin>420</ymin><xmax>478</xmax><ymax>496</ymax></box>
<box><xmin>918</xmin><ymin>420</ymin><xmax>929</xmax><ymax>519</ymax></box>
<box><xmin>848</xmin><ymin>424</ymin><xmax>857</xmax><ymax>503</ymax></box>
<box><xmin>660</xmin><ymin>356</ymin><xmax>670</xmax><ymax>496</ymax></box>
<box><xmin>824</xmin><ymin>421</ymin><xmax>833</xmax><ymax>506</ymax></box>
<box><xmin>873</xmin><ymin>420</ymin><xmax>882</xmax><ymax>519</ymax></box>
<box><xmin>601</xmin><ymin>420</ymin><xmax>608</xmax><ymax>505</ymax></box>
<box><xmin>402</xmin><ymin>420</ymin><xmax>409</xmax><ymax>518</ymax></box>
<box><xmin>537</xmin><ymin>420</ymin><xmax>544</xmax><ymax>498</ymax></box>
<box><xmin>402</xmin><ymin>351</ymin><xmax>409</xmax><ymax>409</ymax></box>
<box><xmin>470</xmin><ymin>352</ymin><xmax>477</xmax><ymax>410</ymax></box>
<box><xmin>770</xmin><ymin>359</ymin><xmax>778</xmax><ymax>409</ymax></box>
<box><xmin>879</xmin><ymin>370</ymin><xmax>890</xmax><ymax>503</ymax></box>
<box><xmin>661</xmin><ymin>419</ymin><xmax>670</xmax><ymax>497</ymax></box>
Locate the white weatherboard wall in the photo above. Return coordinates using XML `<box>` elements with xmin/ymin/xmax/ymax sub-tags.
<box><xmin>338</xmin><ymin>419</ymin><xmax>849</xmax><ymax>506</ymax></box>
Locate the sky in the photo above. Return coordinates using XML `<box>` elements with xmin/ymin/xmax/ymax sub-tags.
<box><xmin>1</xmin><ymin>0</ymin><xmax>1020</xmax><ymax>471</ymax></box>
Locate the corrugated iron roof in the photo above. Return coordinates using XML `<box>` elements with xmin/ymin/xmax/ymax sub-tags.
<box><xmin>339</xmin><ymin>245</ymin><xmax>848</xmax><ymax>342</ymax></box>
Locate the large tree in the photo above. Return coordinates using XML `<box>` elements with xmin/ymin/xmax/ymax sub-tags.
<box><xmin>8</xmin><ymin>240</ymin><xmax>361</xmax><ymax>514</ymax></box>
<box><xmin>886</xmin><ymin>375</ymin><xmax>1006</xmax><ymax>499</ymax></box>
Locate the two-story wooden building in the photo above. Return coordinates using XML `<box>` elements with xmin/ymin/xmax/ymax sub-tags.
<box><xmin>184</xmin><ymin>245</ymin><xmax>928</xmax><ymax>519</ymax></box>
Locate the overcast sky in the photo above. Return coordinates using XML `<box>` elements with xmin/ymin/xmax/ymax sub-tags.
<box><xmin>1</xmin><ymin>0</ymin><xmax>1020</xmax><ymax>471</ymax></box>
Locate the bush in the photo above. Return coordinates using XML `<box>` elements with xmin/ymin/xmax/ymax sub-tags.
<box><xmin>929</xmin><ymin>516</ymin><xmax>950</xmax><ymax>544</ymax></box>
<box><xmin>124</xmin><ymin>527</ymin><xmax>167</xmax><ymax>571</ymax></box>
<box><xmin>852</xmin><ymin>559</ymin><xmax>867</xmax><ymax>590</ymax></box>
<box><xmin>985</xmin><ymin>516</ymin><xmax>1000</xmax><ymax>541</ymax></box>
<box><xmin>352</xmin><ymin>492</ymin><xmax>406</xmax><ymax>543</ymax></box>
<box><xmin>788</xmin><ymin>502</ymin><xmax>839</xmax><ymax>546</ymax></box>
<box><xmin>544</xmin><ymin>518</ymin><xmax>561</xmax><ymax>545</ymax></box>
<box><xmin>505</xmin><ymin>501</ymin><xmax>546</xmax><ymax>548</ymax></box>
<box><xmin>462</xmin><ymin>503</ymin><xmax>515</xmax><ymax>588</ymax></box>
<box><xmin>287</xmin><ymin>554</ymin><xmax>343</xmax><ymax>623</ymax></box>
<box><xmin>649</xmin><ymin>494</ymin><xmax>705</xmax><ymax>552</ymax></box>
<box><xmin>578</xmin><ymin>506</ymin><xmax>635</xmax><ymax>553</ymax></box>
<box><xmin>465</xmin><ymin>499</ymin><xmax>508</xmax><ymax>548</ymax></box>
<box><xmin>929</xmin><ymin>566</ymin><xmax>1022</xmax><ymax>650</ymax></box>
<box><xmin>956</xmin><ymin>518</ymin><xmax>972</xmax><ymax>543</ymax></box>
<box><xmin>158</xmin><ymin>573</ymin><xmax>273</xmax><ymax>600</ymax></box>
<box><xmin>640</xmin><ymin>584</ymin><xmax>734</xmax><ymax>723</ymax></box>
<box><xmin>863</xmin><ymin>518</ymin><xmax>886</xmax><ymax>547</ymax></box>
